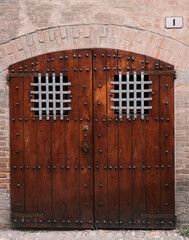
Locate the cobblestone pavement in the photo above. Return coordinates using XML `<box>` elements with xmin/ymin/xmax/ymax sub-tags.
<box><xmin>0</xmin><ymin>228</ymin><xmax>187</xmax><ymax>240</ymax></box>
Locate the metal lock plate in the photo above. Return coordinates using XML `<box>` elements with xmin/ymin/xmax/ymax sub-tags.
<box><xmin>83</xmin><ymin>142</ymin><xmax>89</xmax><ymax>153</ymax></box>
<box><xmin>83</xmin><ymin>125</ymin><xmax>88</xmax><ymax>131</ymax></box>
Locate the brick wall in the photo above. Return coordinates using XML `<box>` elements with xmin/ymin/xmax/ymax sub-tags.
<box><xmin>0</xmin><ymin>0</ymin><xmax>189</xmax><ymax>228</ymax></box>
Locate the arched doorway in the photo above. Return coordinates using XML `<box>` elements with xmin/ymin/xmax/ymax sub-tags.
<box><xmin>9</xmin><ymin>48</ymin><xmax>175</xmax><ymax>229</ymax></box>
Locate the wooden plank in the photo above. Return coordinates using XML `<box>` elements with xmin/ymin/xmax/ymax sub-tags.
<box><xmin>23</xmin><ymin>57</ymin><xmax>36</xmax><ymax>73</ymax></box>
<box><xmin>64</xmin><ymin>50</ymin><xmax>80</xmax><ymax>228</ymax></box>
<box><xmin>36</xmin><ymin>54</ymin><xmax>52</xmax><ymax>227</ymax></box>
<box><xmin>78</xmin><ymin>49</ymin><xmax>93</xmax><ymax>228</ymax></box>
<box><xmin>131</xmin><ymin>52</ymin><xmax>145</xmax><ymax>72</ymax></box>
<box><xmin>117</xmin><ymin>50</ymin><xmax>131</xmax><ymax>74</ymax></box>
<box><xmin>51</xmin><ymin>118</ymin><xmax>66</xmax><ymax>227</ymax></box>
<box><xmin>23</xmin><ymin>77</ymin><xmax>37</xmax><ymax>215</ymax></box>
<box><xmin>117</xmin><ymin>50</ymin><xmax>133</xmax><ymax>228</ymax></box>
<box><xmin>10</xmin><ymin>77</ymin><xmax>25</xmax><ymax>221</ymax></box>
<box><xmin>36</xmin><ymin>118</ymin><xmax>52</xmax><ymax>227</ymax></box>
<box><xmin>51</xmin><ymin>51</ymin><xmax>64</xmax><ymax>75</ymax></box>
<box><xmin>107</xmin><ymin>49</ymin><xmax>119</xmax><ymax>228</ymax></box>
<box><xmin>159</xmin><ymin>74</ymin><xmax>175</xmax><ymax>228</ymax></box>
<box><xmin>132</xmin><ymin>118</ymin><xmax>146</xmax><ymax>228</ymax></box>
<box><xmin>51</xmin><ymin>51</ymin><xmax>66</xmax><ymax>228</ymax></box>
<box><xmin>93</xmin><ymin>48</ymin><xmax>108</xmax><ymax>228</ymax></box>
<box><xmin>145</xmin><ymin>73</ymin><xmax>160</xmax><ymax>229</ymax></box>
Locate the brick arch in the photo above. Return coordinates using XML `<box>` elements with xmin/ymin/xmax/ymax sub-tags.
<box><xmin>0</xmin><ymin>24</ymin><xmax>189</xmax><ymax>73</ymax></box>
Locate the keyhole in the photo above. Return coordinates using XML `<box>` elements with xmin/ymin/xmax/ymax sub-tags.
<box><xmin>173</xmin><ymin>19</ymin><xmax>175</xmax><ymax>26</ymax></box>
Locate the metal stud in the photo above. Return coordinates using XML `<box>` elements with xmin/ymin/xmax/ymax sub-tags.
<box><xmin>95</xmin><ymin>119</ymin><xmax>97</xmax><ymax>122</ymax></box>
<box><xmin>74</xmin><ymin>68</ymin><xmax>77</xmax><ymax>72</ymax></box>
<box><xmin>47</xmin><ymin>166</ymin><xmax>50</xmax><ymax>169</ymax></box>
<box><xmin>53</xmin><ymin>166</ymin><xmax>56</xmax><ymax>169</ymax></box>
<box><xmin>67</xmin><ymin>166</ymin><xmax>70</xmax><ymax>169</ymax></box>
<box><xmin>75</xmin><ymin>220</ymin><xmax>79</xmax><ymax>223</ymax></box>
<box><xmin>61</xmin><ymin>166</ymin><xmax>64</xmax><ymax>169</ymax></box>
<box><xmin>83</xmin><ymin>85</ymin><xmax>86</xmax><ymax>89</ymax></box>
<box><xmin>165</xmin><ymin>84</ymin><xmax>168</xmax><ymax>88</ymax></box>
<box><xmin>101</xmin><ymin>54</ymin><xmax>104</xmax><ymax>57</ymax></box>
<box><xmin>81</xmin><ymin>166</ymin><xmax>84</xmax><ymax>169</ymax></box>
<box><xmin>78</xmin><ymin>55</ymin><xmax>81</xmax><ymax>58</ymax></box>
<box><xmin>16</xmin><ymin>86</ymin><xmax>19</xmax><ymax>90</ymax></box>
<box><xmin>86</xmin><ymin>54</ymin><xmax>89</xmax><ymax>57</ymax></box>
<box><xmin>165</xmin><ymin>150</ymin><xmax>169</xmax><ymax>154</ymax></box>
<box><xmin>104</xmin><ymin>166</ymin><xmax>107</xmax><ymax>169</ymax></box>
<box><xmin>16</xmin><ymin>133</ymin><xmax>19</xmax><ymax>136</ymax></box>
<box><xmin>99</xmin><ymin>202</ymin><xmax>103</xmax><ymax>206</ymax></box>
<box><xmin>98</xmin><ymin>133</ymin><xmax>101</xmax><ymax>137</ymax></box>
<box><xmin>127</xmin><ymin>67</ymin><xmax>130</xmax><ymax>70</ymax></box>
<box><xmin>98</xmin><ymin>84</ymin><xmax>102</xmax><ymax>88</ymax></box>
<box><xmin>65</xmin><ymin>56</ymin><xmax>68</xmax><ymax>59</ymax></box>
<box><xmin>88</xmin><ymin>166</ymin><xmax>91</xmax><ymax>169</ymax></box>
<box><xmin>97</xmin><ymin>101</ymin><xmax>101</xmax><ymax>105</ymax></box>
<box><xmin>84</xmin><ymin>202</ymin><xmax>88</xmax><ymax>206</ymax></box>
<box><xmin>103</xmin><ymin>67</ymin><xmax>106</xmax><ymax>71</ymax></box>
<box><xmin>73</xmin><ymin>55</ymin><xmax>76</xmax><ymax>58</ymax></box>
<box><xmin>99</xmin><ymin>184</ymin><xmax>103</xmax><ymax>188</ymax></box>
<box><xmin>118</xmin><ymin>55</ymin><xmax>121</xmax><ymax>58</ymax></box>
<box><xmin>103</xmin><ymin>118</ymin><xmax>105</xmax><ymax>122</ymax></box>
<box><xmin>99</xmin><ymin>149</ymin><xmax>103</xmax><ymax>153</ymax></box>
<box><xmin>13</xmin><ymin>166</ymin><xmax>16</xmax><ymax>169</ymax></box>
<box><xmin>128</xmin><ymin>166</ymin><xmax>132</xmax><ymax>170</ymax></box>
<box><xmin>133</xmin><ymin>166</ymin><xmax>136</xmax><ymax>169</ymax></box>
<box><xmin>75</xmin><ymin>166</ymin><xmax>78</xmax><ymax>169</ymax></box>
<box><xmin>109</xmin><ymin>166</ymin><xmax>112</xmax><ymax>169</ymax></box>
<box><xmin>84</xmin><ymin>102</ymin><xmax>87</xmax><ymax>105</ymax></box>
<box><xmin>86</xmin><ymin>69</ymin><xmax>89</xmax><ymax>72</ymax></box>
<box><xmin>107</xmin><ymin>67</ymin><xmax>110</xmax><ymax>70</ymax></box>
<box><xmin>94</xmin><ymin>67</ymin><xmax>97</xmax><ymax>71</ymax></box>
<box><xmin>165</xmin><ymin>203</ymin><xmax>168</xmax><ymax>206</ymax></box>
<box><xmin>120</xmin><ymin>166</ymin><xmax>123</xmax><ymax>169</ymax></box>
<box><xmin>80</xmin><ymin>220</ymin><xmax>83</xmax><ymax>224</ymax></box>
<box><xmin>80</xmin><ymin>69</ymin><xmax>82</xmax><ymax>72</ymax></box>
<box><xmin>167</xmin><ymin>118</ymin><xmax>170</xmax><ymax>121</ymax></box>
<box><xmin>17</xmin><ymin>184</ymin><xmax>20</xmax><ymax>187</ymax></box>
<box><xmin>62</xmin><ymin>220</ymin><xmax>66</xmax><ymax>223</ymax></box>
<box><xmin>87</xmin><ymin>118</ymin><xmax>90</xmax><ymax>121</ymax></box>
<box><xmin>84</xmin><ymin>184</ymin><xmax>87</xmax><ymax>188</ymax></box>
<box><xmin>94</xmin><ymin>54</ymin><xmax>97</xmax><ymax>57</ymax></box>
<box><xmin>96</xmin><ymin>166</ymin><xmax>99</xmax><ymax>169</ymax></box>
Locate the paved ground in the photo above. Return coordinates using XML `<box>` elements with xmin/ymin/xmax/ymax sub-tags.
<box><xmin>0</xmin><ymin>228</ymin><xmax>187</xmax><ymax>240</ymax></box>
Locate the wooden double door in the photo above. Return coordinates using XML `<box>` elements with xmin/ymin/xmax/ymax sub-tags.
<box><xmin>9</xmin><ymin>48</ymin><xmax>175</xmax><ymax>229</ymax></box>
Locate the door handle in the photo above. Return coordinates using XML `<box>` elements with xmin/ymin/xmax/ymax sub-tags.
<box><xmin>83</xmin><ymin>142</ymin><xmax>89</xmax><ymax>153</ymax></box>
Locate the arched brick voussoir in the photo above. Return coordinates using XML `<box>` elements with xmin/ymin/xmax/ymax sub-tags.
<box><xmin>0</xmin><ymin>24</ymin><xmax>189</xmax><ymax>73</ymax></box>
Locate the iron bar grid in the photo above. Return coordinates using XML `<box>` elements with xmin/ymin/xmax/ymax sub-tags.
<box><xmin>110</xmin><ymin>71</ymin><xmax>153</xmax><ymax>119</ymax></box>
<box><xmin>30</xmin><ymin>73</ymin><xmax>72</xmax><ymax>120</ymax></box>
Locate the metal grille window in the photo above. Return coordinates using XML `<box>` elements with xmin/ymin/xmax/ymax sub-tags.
<box><xmin>111</xmin><ymin>72</ymin><xmax>152</xmax><ymax>120</ymax></box>
<box><xmin>30</xmin><ymin>73</ymin><xmax>72</xmax><ymax>120</ymax></box>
